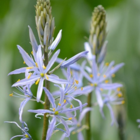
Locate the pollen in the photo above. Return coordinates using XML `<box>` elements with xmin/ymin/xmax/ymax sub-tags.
<box><xmin>70</xmin><ymin>70</ymin><xmax>73</xmax><ymax>75</ymax></box>
<box><xmin>81</xmin><ymin>87</ymin><xmax>83</xmax><ymax>90</ymax></box>
<box><xmin>17</xmin><ymin>79</ymin><xmax>20</xmax><ymax>82</ymax></box>
<box><xmin>35</xmin><ymin>62</ymin><xmax>38</xmax><ymax>67</ymax></box>
<box><xmin>27</xmin><ymin>73</ymin><xmax>32</xmax><ymax>79</ymax></box>
<box><xmin>72</xmin><ymin>131</ymin><xmax>76</xmax><ymax>135</ymax></box>
<box><xmin>75</xmin><ymin>80</ymin><xmax>79</xmax><ymax>84</ymax></box>
<box><xmin>117</xmin><ymin>88</ymin><xmax>121</xmax><ymax>92</ymax></box>
<box><xmin>45</xmin><ymin>74</ymin><xmax>49</xmax><ymax>80</ymax></box>
<box><xmin>26</xmin><ymin>66</ymin><xmax>33</xmax><ymax>69</ymax></box>
<box><xmin>70</xmin><ymin>105</ymin><xmax>73</xmax><ymax>108</ymax></box>
<box><xmin>65</xmin><ymin>93</ymin><xmax>68</xmax><ymax>95</ymax></box>
<box><xmin>43</xmin><ymin>65</ymin><xmax>46</xmax><ymax>69</ymax></box>
<box><xmin>63</xmin><ymin>99</ymin><xmax>66</xmax><ymax>103</ymax></box>
<box><xmin>112</xmin><ymin>74</ymin><xmax>115</xmax><ymax>77</ymax></box>
<box><xmin>31</xmin><ymin>51</ymin><xmax>33</xmax><ymax>55</ymax></box>
<box><xmin>58</xmin><ymin>103</ymin><xmax>61</xmax><ymax>106</ymax></box>
<box><xmin>75</xmin><ymin>87</ymin><xmax>77</xmax><ymax>90</ymax></box>
<box><xmin>103</xmin><ymin>74</ymin><xmax>106</xmax><ymax>78</ymax></box>
<box><xmin>100</xmin><ymin>88</ymin><xmax>103</xmax><ymax>91</ymax></box>
<box><xmin>25</xmin><ymin>134</ymin><xmax>29</xmax><ymax>138</ymax></box>
<box><xmin>35</xmin><ymin>79</ymin><xmax>40</xmax><ymax>85</ymax></box>
<box><xmin>94</xmin><ymin>83</ymin><xmax>97</xmax><ymax>87</ymax></box>
<box><xmin>40</xmin><ymin>73</ymin><xmax>44</xmax><ymax>77</ymax></box>
<box><xmin>54</xmin><ymin>111</ymin><xmax>59</xmax><ymax>115</ymax></box>
<box><xmin>53</xmin><ymin>108</ymin><xmax>55</xmax><ymax>112</ymax></box>
<box><xmin>97</xmin><ymin>73</ymin><xmax>100</xmax><ymax>76</ymax></box>
<box><xmin>90</xmin><ymin>74</ymin><xmax>93</xmax><ymax>78</ymax></box>
<box><xmin>117</xmin><ymin>93</ymin><xmax>122</xmax><ymax>97</ymax></box>
<box><xmin>105</xmin><ymin>80</ymin><xmax>109</xmax><ymax>83</ymax></box>
<box><xmin>68</xmin><ymin>117</ymin><xmax>72</xmax><ymax>120</ymax></box>
<box><xmin>23</xmin><ymin>61</ymin><xmax>25</xmax><ymax>64</ymax></box>
<box><xmin>90</xmin><ymin>83</ymin><xmax>94</xmax><ymax>86</ymax></box>
<box><xmin>9</xmin><ymin>93</ymin><xmax>13</xmax><ymax>97</ymax></box>
<box><xmin>105</xmin><ymin>62</ymin><xmax>109</xmax><ymax>66</ymax></box>
<box><xmin>121</xmin><ymin>100</ymin><xmax>125</xmax><ymax>104</ymax></box>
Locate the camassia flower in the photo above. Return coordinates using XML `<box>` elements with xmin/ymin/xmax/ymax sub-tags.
<box><xmin>5</xmin><ymin>121</ymin><xmax>32</xmax><ymax>140</ymax></box>
<box><xmin>60</xmin><ymin>107</ymin><xmax>92</xmax><ymax>140</ymax></box>
<box><xmin>102</xmin><ymin>88</ymin><xmax>125</xmax><ymax>125</ymax></box>
<box><xmin>9</xmin><ymin>45</ymin><xmax>68</xmax><ymax>102</ymax></box>
<box><xmin>80</xmin><ymin>55</ymin><xmax>124</xmax><ymax>109</ymax></box>
<box><xmin>28</xmin><ymin>87</ymin><xmax>87</xmax><ymax>140</ymax></box>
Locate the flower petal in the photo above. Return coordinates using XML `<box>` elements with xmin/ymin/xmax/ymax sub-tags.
<box><xmin>95</xmin><ymin>88</ymin><xmax>104</xmax><ymax>108</ymax></box>
<box><xmin>28</xmin><ymin>109</ymin><xmax>53</xmax><ymax>114</ymax></box>
<box><xmin>8</xmin><ymin>67</ymin><xmax>27</xmax><ymax>75</ymax></box>
<box><xmin>84</xmin><ymin>42</ymin><xmax>94</xmax><ymax>60</ymax></box>
<box><xmin>77</xmin><ymin>132</ymin><xmax>84</xmax><ymax>140</ymax></box>
<box><xmin>100</xmin><ymin>83</ymin><xmax>122</xmax><ymax>90</ymax></box>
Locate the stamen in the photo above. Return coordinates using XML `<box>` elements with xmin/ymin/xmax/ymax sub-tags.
<box><xmin>117</xmin><ymin>88</ymin><xmax>120</xmax><ymax>91</ymax></box>
<box><xmin>63</xmin><ymin>99</ymin><xmax>66</xmax><ymax>103</ymax></box>
<box><xmin>35</xmin><ymin>79</ymin><xmax>40</xmax><ymax>85</ymax></box>
<box><xmin>121</xmin><ymin>101</ymin><xmax>125</xmax><ymax>104</ymax></box>
<box><xmin>97</xmin><ymin>73</ymin><xmax>100</xmax><ymax>76</ymax></box>
<box><xmin>23</xmin><ymin>61</ymin><xmax>25</xmax><ymax>64</ymax></box>
<box><xmin>100</xmin><ymin>88</ymin><xmax>103</xmax><ymax>91</ymax></box>
<box><xmin>90</xmin><ymin>74</ymin><xmax>93</xmax><ymax>78</ymax></box>
<box><xmin>58</xmin><ymin>103</ymin><xmax>61</xmax><ymax>106</ymax></box>
<box><xmin>68</xmin><ymin>117</ymin><xmax>72</xmax><ymax>120</ymax></box>
<box><xmin>17</xmin><ymin>79</ymin><xmax>20</xmax><ymax>82</ymax></box>
<box><xmin>94</xmin><ymin>83</ymin><xmax>97</xmax><ymax>87</ymax></box>
<box><xmin>26</xmin><ymin>66</ymin><xmax>33</xmax><ymax>69</ymax></box>
<box><xmin>117</xmin><ymin>93</ymin><xmax>122</xmax><ymax>97</ymax></box>
<box><xmin>27</xmin><ymin>73</ymin><xmax>32</xmax><ymax>79</ymax></box>
<box><xmin>9</xmin><ymin>93</ymin><xmax>13</xmax><ymax>97</ymax></box>
<box><xmin>81</xmin><ymin>87</ymin><xmax>83</xmax><ymax>90</ymax></box>
<box><xmin>53</xmin><ymin>108</ymin><xmax>55</xmax><ymax>112</ymax></box>
<box><xmin>25</xmin><ymin>134</ymin><xmax>29</xmax><ymax>138</ymax></box>
<box><xmin>43</xmin><ymin>65</ymin><xmax>46</xmax><ymax>69</ymax></box>
<box><xmin>72</xmin><ymin>131</ymin><xmax>76</xmax><ymax>135</ymax></box>
<box><xmin>54</xmin><ymin>111</ymin><xmax>59</xmax><ymax>115</ymax></box>
<box><xmin>70</xmin><ymin>70</ymin><xmax>73</xmax><ymax>75</ymax></box>
<box><xmin>65</xmin><ymin>93</ymin><xmax>68</xmax><ymax>95</ymax></box>
<box><xmin>35</xmin><ymin>62</ymin><xmax>38</xmax><ymax>67</ymax></box>
<box><xmin>105</xmin><ymin>80</ymin><xmax>109</xmax><ymax>83</ymax></box>
<box><xmin>40</xmin><ymin>73</ymin><xmax>44</xmax><ymax>77</ymax></box>
<box><xmin>103</xmin><ymin>74</ymin><xmax>106</xmax><ymax>78</ymax></box>
<box><xmin>31</xmin><ymin>51</ymin><xmax>33</xmax><ymax>55</ymax></box>
<box><xmin>70</xmin><ymin>105</ymin><xmax>73</xmax><ymax>108</ymax></box>
<box><xmin>45</xmin><ymin>74</ymin><xmax>49</xmax><ymax>80</ymax></box>
<box><xmin>105</xmin><ymin>62</ymin><xmax>109</xmax><ymax>66</ymax></box>
<box><xmin>90</xmin><ymin>83</ymin><xmax>94</xmax><ymax>86</ymax></box>
<box><xmin>75</xmin><ymin>87</ymin><xmax>77</xmax><ymax>90</ymax></box>
<box><xmin>77</xmin><ymin>123</ymin><xmax>81</xmax><ymax>127</ymax></box>
<box><xmin>75</xmin><ymin>80</ymin><xmax>79</xmax><ymax>84</ymax></box>
<box><xmin>112</xmin><ymin>74</ymin><xmax>115</xmax><ymax>77</ymax></box>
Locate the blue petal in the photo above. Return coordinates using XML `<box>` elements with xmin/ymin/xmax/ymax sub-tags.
<box><xmin>84</xmin><ymin>42</ymin><xmax>94</xmax><ymax>60</ymax></box>
<box><xmin>100</xmin><ymin>83</ymin><xmax>122</xmax><ymax>90</ymax></box>
<box><xmin>28</xmin><ymin>109</ymin><xmax>53</xmax><ymax>114</ymax></box>
<box><xmin>43</xmin><ymin>87</ymin><xmax>56</xmax><ymax>108</ymax></box>
<box><xmin>61</xmin><ymin>51</ymin><xmax>88</xmax><ymax>67</ymax></box>
<box><xmin>37</xmin><ymin>78</ymin><xmax>44</xmax><ymax>102</ymax></box>
<box><xmin>92</xmin><ymin>55</ymin><xmax>98</xmax><ymax>81</ymax></box>
<box><xmin>17</xmin><ymin>45</ymin><xmax>35</xmax><ymax>67</ymax></box>
<box><xmin>8</xmin><ymin>67</ymin><xmax>27</xmax><ymax>75</ymax></box>
<box><xmin>95</xmin><ymin>88</ymin><xmax>104</xmax><ymax>108</ymax></box>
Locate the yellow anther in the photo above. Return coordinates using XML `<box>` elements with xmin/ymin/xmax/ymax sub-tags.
<box><xmin>81</xmin><ymin>87</ymin><xmax>83</xmax><ymax>91</ymax></box>
<box><xmin>103</xmin><ymin>75</ymin><xmax>106</xmax><ymax>78</ymax></box>
<box><xmin>70</xmin><ymin>70</ymin><xmax>73</xmax><ymax>75</ymax></box>
<box><xmin>117</xmin><ymin>88</ymin><xmax>121</xmax><ymax>92</ymax></box>
<box><xmin>17</xmin><ymin>79</ymin><xmax>20</xmax><ymax>82</ymax></box>
<box><xmin>52</xmin><ymin>108</ymin><xmax>55</xmax><ymax>112</ymax></box>
<box><xmin>26</xmin><ymin>66</ymin><xmax>33</xmax><ymax>69</ymax></box>
<box><xmin>105</xmin><ymin>62</ymin><xmax>109</xmax><ymax>66</ymax></box>
<box><xmin>90</xmin><ymin>83</ymin><xmax>94</xmax><ymax>86</ymax></box>
<box><xmin>72</xmin><ymin>131</ymin><xmax>76</xmax><ymax>135</ymax></box>
<box><xmin>90</xmin><ymin>74</ymin><xmax>93</xmax><ymax>78</ymax></box>
<box><xmin>97</xmin><ymin>73</ymin><xmax>100</xmax><ymax>76</ymax></box>
<box><xmin>27</xmin><ymin>73</ymin><xmax>32</xmax><ymax>79</ymax></box>
<box><xmin>75</xmin><ymin>87</ymin><xmax>77</xmax><ymax>90</ymax></box>
<box><xmin>75</xmin><ymin>80</ymin><xmax>79</xmax><ymax>84</ymax></box>
<box><xmin>112</xmin><ymin>74</ymin><xmax>115</xmax><ymax>77</ymax></box>
<box><xmin>54</xmin><ymin>111</ymin><xmax>59</xmax><ymax>115</ymax></box>
<box><xmin>105</xmin><ymin>80</ymin><xmax>109</xmax><ymax>83</ymax></box>
<box><xmin>35</xmin><ymin>79</ymin><xmax>40</xmax><ymax>85</ymax></box>
<box><xmin>77</xmin><ymin>123</ymin><xmax>81</xmax><ymax>127</ymax></box>
<box><xmin>58</xmin><ymin>103</ymin><xmax>61</xmax><ymax>106</ymax></box>
<box><xmin>45</xmin><ymin>74</ymin><xmax>49</xmax><ymax>80</ymax></box>
<box><xmin>40</xmin><ymin>73</ymin><xmax>44</xmax><ymax>77</ymax></box>
<box><xmin>118</xmin><ymin>93</ymin><xmax>122</xmax><ymax>98</ymax></box>
<box><xmin>122</xmin><ymin>100</ymin><xmax>125</xmax><ymax>104</ymax></box>
<box><xmin>23</xmin><ymin>61</ymin><xmax>25</xmax><ymax>64</ymax></box>
<box><xmin>25</xmin><ymin>134</ymin><xmax>29</xmax><ymax>138</ymax></box>
<box><xmin>65</xmin><ymin>93</ymin><xmax>68</xmax><ymax>95</ymax></box>
<box><xmin>9</xmin><ymin>93</ymin><xmax>13</xmax><ymax>97</ymax></box>
<box><xmin>68</xmin><ymin>117</ymin><xmax>72</xmax><ymax>120</ymax></box>
<box><xmin>94</xmin><ymin>83</ymin><xmax>97</xmax><ymax>87</ymax></box>
<box><xmin>43</xmin><ymin>65</ymin><xmax>46</xmax><ymax>69</ymax></box>
<box><xmin>63</xmin><ymin>99</ymin><xmax>66</xmax><ymax>103</ymax></box>
<box><xmin>35</xmin><ymin>62</ymin><xmax>38</xmax><ymax>67</ymax></box>
<box><xmin>31</xmin><ymin>51</ymin><xmax>33</xmax><ymax>55</ymax></box>
<box><xmin>70</xmin><ymin>105</ymin><xmax>73</xmax><ymax>108</ymax></box>
<box><xmin>100</xmin><ymin>88</ymin><xmax>103</xmax><ymax>91</ymax></box>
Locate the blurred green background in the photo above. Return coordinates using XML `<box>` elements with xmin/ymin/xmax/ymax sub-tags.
<box><xmin>0</xmin><ymin>0</ymin><xmax>140</xmax><ymax>139</ymax></box>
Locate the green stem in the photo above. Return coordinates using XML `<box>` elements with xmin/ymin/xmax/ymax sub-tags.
<box><xmin>85</xmin><ymin>92</ymin><xmax>92</xmax><ymax>140</ymax></box>
<box><xmin>42</xmin><ymin>51</ymin><xmax>50</xmax><ymax>140</ymax></box>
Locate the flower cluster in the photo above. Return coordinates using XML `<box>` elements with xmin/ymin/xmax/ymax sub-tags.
<box><xmin>6</xmin><ymin>1</ymin><xmax>125</xmax><ymax>140</ymax></box>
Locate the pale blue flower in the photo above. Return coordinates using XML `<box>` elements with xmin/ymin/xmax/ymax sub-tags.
<box><xmin>28</xmin><ymin>87</ymin><xmax>87</xmax><ymax>140</ymax></box>
<box><xmin>80</xmin><ymin>55</ymin><xmax>124</xmax><ymax>109</ymax></box>
<box><xmin>5</xmin><ymin>121</ymin><xmax>32</xmax><ymax>140</ymax></box>
<box><xmin>102</xmin><ymin>89</ymin><xmax>124</xmax><ymax>125</ymax></box>
<box><xmin>9</xmin><ymin>45</ymin><xmax>68</xmax><ymax>102</ymax></box>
